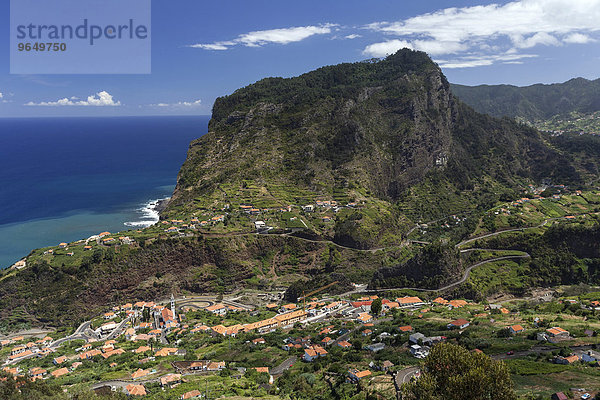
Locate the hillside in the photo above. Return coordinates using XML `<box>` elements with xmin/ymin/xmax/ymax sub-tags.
<box><xmin>167</xmin><ymin>49</ymin><xmax>582</xmax><ymax>246</ymax></box>
<box><xmin>0</xmin><ymin>50</ymin><xmax>598</xmax><ymax>330</ymax></box>
<box><xmin>451</xmin><ymin>78</ymin><xmax>600</xmax><ymax>121</ymax></box>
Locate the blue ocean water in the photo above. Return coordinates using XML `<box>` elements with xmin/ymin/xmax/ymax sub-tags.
<box><xmin>0</xmin><ymin>116</ymin><xmax>209</xmax><ymax>268</ymax></box>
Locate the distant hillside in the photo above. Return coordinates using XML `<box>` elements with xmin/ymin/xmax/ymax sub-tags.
<box><xmin>451</xmin><ymin>78</ymin><xmax>600</xmax><ymax>121</ymax></box>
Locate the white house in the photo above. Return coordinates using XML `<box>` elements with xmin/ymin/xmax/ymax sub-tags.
<box><xmin>255</xmin><ymin>221</ymin><xmax>266</xmax><ymax>230</ymax></box>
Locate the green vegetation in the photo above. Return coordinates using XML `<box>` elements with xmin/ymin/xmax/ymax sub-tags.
<box><xmin>401</xmin><ymin>343</ymin><xmax>516</xmax><ymax>400</ymax></box>
<box><xmin>451</xmin><ymin>77</ymin><xmax>600</xmax><ymax>121</ymax></box>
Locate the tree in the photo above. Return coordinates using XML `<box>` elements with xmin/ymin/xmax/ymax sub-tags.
<box><xmin>401</xmin><ymin>343</ymin><xmax>516</xmax><ymax>400</ymax></box>
<box><xmin>371</xmin><ymin>298</ymin><xmax>382</xmax><ymax>316</ymax></box>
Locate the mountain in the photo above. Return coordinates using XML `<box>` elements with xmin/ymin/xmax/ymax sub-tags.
<box><xmin>166</xmin><ymin>50</ymin><xmax>581</xmax><ymax>245</ymax></box>
<box><xmin>0</xmin><ymin>50</ymin><xmax>594</xmax><ymax>330</ymax></box>
<box><xmin>451</xmin><ymin>78</ymin><xmax>600</xmax><ymax>121</ymax></box>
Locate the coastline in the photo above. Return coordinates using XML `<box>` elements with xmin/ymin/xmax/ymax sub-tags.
<box><xmin>123</xmin><ymin>197</ymin><xmax>170</xmax><ymax>229</ymax></box>
<box><xmin>154</xmin><ymin>198</ymin><xmax>170</xmax><ymax>214</ymax></box>
<box><xmin>1</xmin><ymin>196</ymin><xmax>172</xmax><ymax>269</ymax></box>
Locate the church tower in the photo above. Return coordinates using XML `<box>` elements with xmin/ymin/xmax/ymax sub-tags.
<box><xmin>170</xmin><ymin>293</ymin><xmax>176</xmax><ymax>320</ymax></box>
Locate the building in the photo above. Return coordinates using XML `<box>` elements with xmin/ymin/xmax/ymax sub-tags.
<box><xmin>448</xmin><ymin>300</ymin><xmax>468</xmax><ymax>308</ymax></box>
<box><xmin>125</xmin><ymin>384</ymin><xmax>147</xmax><ymax>396</ymax></box>
<box><xmin>432</xmin><ymin>297</ymin><xmax>448</xmax><ymax>305</ymax></box>
<box><xmin>51</xmin><ymin>367</ymin><xmax>69</xmax><ymax>378</ymax></box>
<box><xmin>99</xmin><ymin>321</ymin><xmax>117</xmax><ymax>333</ymax></box>
<box><xmin>366</xmin><ymin>343</ymin><xmax>385</xmax><ymax>352</ymax></box>
<box><xmin>131</xmin><ymin>368</ymin><xmax>151</xmax><ymax>380</ymax></box>
<box><xmin>555</xmin><ymin>355</ymin><xmax>579</xmax><ymax>365</ymax></box>
<box><xmin>509</xmin><ymin>325</ymin><xmax>525</xmax><ymax>334</ymax></box>
<box><xmin>53</xmin><ymin>356</ymin><xmax>67</xmax><ymax>365</ymax></box>
<box><xmin>274</xmin><ymin>309</ymin><xmax>307</xmax><ymax>327</ymax></box>
<box><xmin>579</xmin><ymin>350</ymin><xmax>600</xmax><ymax>363</ymax></box>
<box><xmin>381</xmin><ymin>360</ymin><xmax>394</xmax><ymax>371</ymax></box>
<box><xmin>447</xmin><ymin>319</ymin><xmax>470</xmax><ymax>330</ymax></box>
<box><xmin>303</xmin><ymin>348</ymin><xmax>318</xmax><ymax>362</ymax></box>
<box><xmin>255</xmin><ymin>221</ymin><xmax>267</xmax><ymax>230</ymax></box>
<box><xmin>546</xmin><ymin>327</ymin><xmax>569</xmax><ymax>338</ymax></box>
<box><xmin>181</xmin><ymin>390</ymin><xmax>202</xmax><ymax>399</ymax></box>
<box><xmin>207</xmin><ymin>361</ymin><xmax>226</xmax><ymax>371</ymax></box>
<box><xmin>160</xmin><ymin>373</ymin><xmax>182</xmax><ymax>388</ymax></box>
<box><xmin>207</xmin><ymin>303</ymin><xmax>227</xmax><ymax>315</ymax></box>
<box><xmin>409</xmin><ymin>332</ymin><xmax>426</xmax><ymax>344</ymax></box>
<box><xmin>348</xmin><ymin>369</ymin><xmax>371</xmax><ymax>383</ymax></box>
<box><xmin>357</xmin><ymin>313</ymin><xmax>373</xmax><ymax>324</ymax></box>
<box><xmin>396</xmin><ymin>296</ymin><xmax>425</xmax><ymax>308</ymax></box>
<box><xmin>279</xmin><ymin>303</ymin><xmax>297</xmax><ymax>313</ymax></box>
<box><xmin>410</xmin><ymin>344</ymin><xmax>430</xmax><ymax>359</ymax></box>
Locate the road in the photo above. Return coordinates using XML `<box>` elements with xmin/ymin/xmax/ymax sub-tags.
<box><xmin>271</xmin><ymin>356</ymin><xmax>297</xmax><ymax>375</ymax></box>
<box><xmin>395</xmin><ymin>366</ymin><xmax>419</xmax><ymax>386</ymax></box>
<box><xmin>106</xmin><ymin>316</ymin><xmax>132</xmax><ymax>341</ymax></box>
<box><xmin>455</xmin><ymin>218</ymin><xmax>554</xmax><ymax>248</ymax></box>
<box><xmin>48</xmin><ymin>321</ymin><xmax>95</xmax><ymax>350</ymax></box>
<box><xmin>363</xmin><ymin>253</ymin><xmax>530</xmax><ymax>294</ymax></box>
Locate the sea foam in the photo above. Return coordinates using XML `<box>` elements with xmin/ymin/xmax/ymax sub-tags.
<box><xmin>124</xmin><ymin>198</ymin><xmax>169</xmax><ymax>228</ymax></box>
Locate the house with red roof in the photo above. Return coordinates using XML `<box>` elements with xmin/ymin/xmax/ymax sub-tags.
<box><xmin>447</xmin><ymin>319</ymin><xmax>470</xmax><ymax>330</ymax></box>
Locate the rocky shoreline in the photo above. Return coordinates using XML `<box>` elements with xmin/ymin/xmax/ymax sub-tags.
<box><xmin>154</xmin><ymin>197</ymin><xmax>170</xmax><ymax>215</ymax></box>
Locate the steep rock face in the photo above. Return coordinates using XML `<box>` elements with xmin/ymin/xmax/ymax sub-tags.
<box><xmin>170</xmin><ymin>50</ymin><xmax>580</xmax><ymax>220</ymax></box>
<box><xmin>169</xmin><ymin>50</ymin><xmax>457</xmax><ymax>208</ymax></box>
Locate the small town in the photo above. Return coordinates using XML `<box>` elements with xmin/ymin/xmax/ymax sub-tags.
<box><xmin>4</xmin><ymin>281</ymin><xmax>600</xmax><ymax>399</ymax></box>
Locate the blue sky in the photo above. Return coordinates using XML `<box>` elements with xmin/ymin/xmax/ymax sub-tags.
<box><xmin>1</xmin><ymin>0</ymin><xmax>599</xmax><ymax>117</ymax></box>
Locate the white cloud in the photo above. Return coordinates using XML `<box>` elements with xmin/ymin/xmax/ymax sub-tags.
<box><xmin>437</xmin><ymin>53</ymin><xmax>537</xmax><ymax>69</ymax></box>
<box><xmin>363</xmin><ymin>39</ymin><xmax>467</xmax><ymax>57</ymax></box>
<box><xmin>511</xmin><ymin>32</ymin><xmax>561</xmax><ymax>49</ymax></box>
<box><xmin>149</xmin><ymin>99</ymin><xmax>202</xmax><ymax>108</ymax></box>
<box><xmin>26</xmin><ymin>91</ymin><xmax>121</xmax><ymax>106</ymax></box>
<box><xmin>191</xmin><ymin>43</ymin><xmax>230</xmax><ymax>51</ymax></box>
<box><xmin>0</xmin><ymin>92</ymin><xmax>3</xmax><ymax>99</ymax></box>
<box><xmin>364</xmin><ymin>0</ymin><xmax>600</xmax><ymax>67</ymax></box>
<box><xmin>189</xmin><ymin>24</ymin><xmax>336</xmax><ymax>50</ymax></box>
<box><xmin>563</xmin><ymin>33</ymin><xmax>596</xmax><ymax>43</ymax></box>
<box><xmin>344</xmin><ymin>34</ymin><xmax>361</xmax><ymax>40</ymax></box>
<box><xmin>363</xmin><ymin>39</ymin><xmax>413</xmax><ymax>57</ymax></box>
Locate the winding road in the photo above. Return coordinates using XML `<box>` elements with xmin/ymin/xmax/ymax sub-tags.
<box><xmin>363</xmin><ymin>253</ymin><xmax>530</xmax><ymax>294</ymax></box>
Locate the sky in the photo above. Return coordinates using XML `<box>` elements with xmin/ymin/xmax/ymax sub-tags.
<box><xmin>1</xmin><ymin>0</ymin><xmax>599</xmax><ymax>117</ymax></box>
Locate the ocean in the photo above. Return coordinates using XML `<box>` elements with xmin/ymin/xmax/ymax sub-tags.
<box><xmin>0</xmin><ymin>116</ymin><xmax>209</xmax><ymax>268</ymax></box>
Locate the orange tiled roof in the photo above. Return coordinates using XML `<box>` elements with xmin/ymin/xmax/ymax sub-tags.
<box><xmin>354</xmin><ymin>370</ymin><xmax>371</xmax><ymax>378</ymax></box>
<box><xmin>131</xmin><ymin>368</ymin><xmax>150</xmax><ymax>379</ymax></box>
<box><xmin>397</xmin><ymin>296</ymin><xmax>423</xmax><ymax>305</ymax></box>
<box><xmin>510</xmin><ymin>324</ymin><xmax>524</xmax><ymax>332</ymax></box>
<box><xmin>125</xmin><ymin>383</ymin><xmax>147</xmax><ymax>396</ymax></box>
<box><xmin>449</xmin><ymin>300</ymin><xmax>468</xmax><ymax>308</ymax></box>
<box><xmin>547</xmin><ymin>327</ymin><xmax>568</xmax><ymax>335</ymax></box>
<box><xmin>51</xmin><ymin>368</ymin><xmax>69</xmax><ymax>378</ymax></box>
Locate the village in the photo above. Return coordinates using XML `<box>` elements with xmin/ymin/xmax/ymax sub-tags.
<box><xmin>4</xmin><ymin>282</ymin><xmax>600</xmax><ymax>399</ymax></box>
<box><xmin>3</xmin><ymin>187</ymin><xmax>600</xmax><ymax>399</ymax></box>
